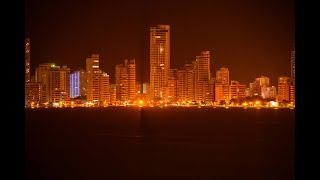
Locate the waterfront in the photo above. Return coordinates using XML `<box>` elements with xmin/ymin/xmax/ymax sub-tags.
<box><xmin>25</xmin><ymin>107</ymin><xmax>295</xmax><ymax>179</ymax></box>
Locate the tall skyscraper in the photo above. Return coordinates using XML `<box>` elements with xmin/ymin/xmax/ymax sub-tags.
<box><xmin>25</xmin><ymin>38</ymin><xmax>31</xmax><ymax>106</ymax></box>
<box><xmin>116</xmin><ymin>63</ymin><xmax>128</xmax><ymax>102</ymax></box>
<box><xmin>127</xmin><ymin>59</ymin><xmax>136</xmax><ymax>101</ymax></box>
<box><xmin>150</xmin><ymin>25</ymin><xmax>170</xmax><ymax>100</ymax></box>
<box><xmin>196</xmin><ymin>51</ymin><xmax>210</xmax><ymax>82</ymax></box>
<box><xmin>86</xmin><ymin>54</ymin><xmax>100</xmax><ymax>103</ymax></box>
<box><xmin>291</xmin><ymin>50</ymin><xmax>295</xmax><ymax>86</ymax></box>
<box><xmin>70</xmin><ymin>69</ymin><xmax>86</xmax><ymax>98</ymax></box>
<box><xmin>25</xmin><ymin>38</ymin><xmax>31</xmax><ymax>83</ymax></box>
<box><xmin>195</xmin><ymin>51</ymin><xmax>210</xmax><ymax>102</ymax></box>
<box><xmin>70</xmin><ymin>71</ymin><xmax>80</xmax><ymax>98</ymax></box>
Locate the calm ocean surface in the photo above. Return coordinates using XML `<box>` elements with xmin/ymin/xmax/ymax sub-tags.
<box><xmin>25</xmin><ymin>107</ymin><xmax>295</xmax><ymax>179</ymax></box>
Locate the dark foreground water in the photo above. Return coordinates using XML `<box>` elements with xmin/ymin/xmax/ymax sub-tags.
<box><xmin>25</xmin><ymin>107</ymin><xmax>295</xmax><ymax>180</ymax></box>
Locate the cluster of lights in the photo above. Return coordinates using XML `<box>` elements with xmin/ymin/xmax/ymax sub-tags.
<box><xmin>28</xmin><ymin>99</ymin><xmax>294</xmax><ymax>109</ymax></box>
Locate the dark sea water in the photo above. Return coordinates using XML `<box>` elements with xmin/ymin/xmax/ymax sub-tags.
<box><xmin>25</xmin><ymin>107</ymin><xmax>295</xmax><ymax>180</ymax></box>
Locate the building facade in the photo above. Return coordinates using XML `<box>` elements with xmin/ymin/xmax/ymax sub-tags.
<box><xmin>278</xmin><ymin>77</ymin><xmax>292</xmax><ymax>102</ymax></box>
<box><xmin>99</xmin><ymin>72</ymin><xmax>110</xmax><ymax>105</ymax></box>
<box><xmin>150</xmin><ymin>25</ymin><xmax>170</xmax><ymax>100</ymax></box>
<box><xmin>86</xmin><ymin>54</ymin><xmax>100</xmax><ymax>103</ymax></box>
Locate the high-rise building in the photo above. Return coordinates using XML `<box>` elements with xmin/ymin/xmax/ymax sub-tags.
<box><xmin>249</xmin><ymin>79</ymin><xmax>261</xmax><ymax>97</ymax></box>
<box><xmin>216</xmin><ymin>67</ymin><xmax>229</xmax><ymax>86</ymax></box>
<box><xmin>86</xmin><ymin>54</ymin><xmax>100</xmax><ymax>103</ymax></box>
<box><xmin>70</xmin><ymin>71</ymin><xmax>80</xmax><ymax>98</ymax></box>
<box><xmin>195</xmin><ymin>51</ymin><xmax>210</xmax><ymax>102</ymax></box>
<box><xmin>177</xmin><ymin>69</ymin><xmax>186</xmax><ymax>102</ymax></box>
<box><xmin>35</xmin><ymin>63</ymin><xmax>55</xmax><ymax>104</ymax></box>
<box><xmin>291</xmin><ymin>50</ymin><xmax>295</xmax><ymax>86</ymax></box>
<box><xmin>278</xmin><ymin>77</ymin><xmax>291</xmax><ymax>102</ymax></box>
<box><xmin>185</xmin><ymin>63</ymin><xmax>196</xmax><ymax>102</ymax></box>
<box><xmin>127</xmin><ymin>59</ymin><xmax>136</xmax><ymax>102</ymax></box>
<box><xmin>115</xmin><ymin>59</ymin><xmax>136</xmax><ymax>103</ymax></box>
<box><xmin>150</xmin><ymin>25</ymin><xmax>170</xmax><ymax>100</ymax></box>
<box><xmin>115</xmin><ymin>63</ymin><xmax>128</xmax><ymax>101</ymax></box>
<box><xmin>26</xmin><ymin>76</ymin><xmax>46</xmax><ymax>106</ymax></box>
<box><xmin>110</xmin><ymin>84</ymin><xmax>117</xmax><ymax>105</ymax></box>
<box><xmin>48</xmin><ymin>65</ymin><xmax>70</xmax><ymax>106</ymax></box>
<box><xmin>175</xmin><ymin>63</ymin><xmax>197</xmax><ymax>103</ymax></box>
<box><xmin>99</xmin><ymin>72</ymin><xmax>110</xmax><ymax>105</ymax></box>
<box><xmin>214</xmin><ymin>82</ymin><xmax>224</xmax><ymax>103</ymax></box>
<box><xmin>25</xmin><ymin>38</ymin><xmax>31</xmax><ymax>83</ymax></box>
<box><xmin>70</xmin><ymin>69</ymin><xmax>87</xmax><ymax>99</ymax></box>
<box><xmin>205</xmin><ymin>78</ymin><xmax>215</xmax><ymax>103</ymax></box>
<box><xmin>249</xmin><ymin>76</ymin><xmax>272</xmax><ymax>98</ymax></box>
<box><xmin>166</xmin><ymin>69</ymin><xmax>178</xmax><ymax>102</ymax></box>
<box><xmin>25</xmin><ymin>38</ymin><xmax>31</xmax><ymax>106</ymax></box>
<box><xmin>215</xmin><ymin>67</ymin><xmax>229</xmax><ymax>102</ymax></box>
<box><xmin>229</xmin><ymin>80</ymin><xmax>246</xmax><ymax>101</ymax></box>
<box><xmin>196</xmin><ymin>51</ymin><xmax>210</xmax><ymax>82</ymax></box>
<box><xmin>289</xmin><ymin>85</ymin><xmax>295</xmax><ymax>103</ymax></box>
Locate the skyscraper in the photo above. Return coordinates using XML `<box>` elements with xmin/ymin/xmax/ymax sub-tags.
<box><xmin>26</xmin><ymin>76</ymin><xmax>45</xmax><ymax>106</ymax></box>
<box><xmin>115</xmin><ymin>59</ymin><xmax>136</xmax><ymax>103</ymax></box>
<box><xmin>127</xmin><ymin>59</ymin><xmax>136</xmax><ymax>102</ymax></box>
<box><xmin>216</xmin><ymin>67</ymin><xmax>229</xmax><ymax>102</ymax></box>
<box><xmin>195</xmin><ymin>51</ymin><xmax>210</xmax><ymax>102</ymax></box>
<box><xmin>116</xmin><ymin>63</ymin><xmax>128</xmax><ymax>102</ymax></box>
<box><xmin>196</xmin><ymin>51</ymin><xmax>210</xmax><ymax>82</ymax></box>
<box><xmin>99</xmin><ymin>71</ymin><xmax>110</xmax><ymax>105</ymax></box>
<box><xmin>70</xmin><ymin>71</ymin><xmax>80</xmax><ymax>98</ymax></box>
<box><xmin>70</xmin><ymin>69</ymin><xmax>86</xmax><ymax>98</ymax></box>
<box><xmin>150</xmin><ymin>25</ymin><xmax>170</xmax><ymax>100</ymax></box>
<box><xmin>25</xmin><ymin>38</ymin><xmax>31</xmax><ymax>83</ymax></box>
<box><xmin>49</xmin><ymin>65</ymin><xmax>70</xmax><ymax>106</ymax></box>
<box><xmin>86</xmin><ymin>54</ymin><xmax>100</xmax><ymax>103</ymax></box>
<box><xmin>291</xmin><ymin>50</ymin><xmax>295</xmax><ymax>86</ymax></box>
<box><xmin>25</xmin><ymin>38</ymin><xmax>31</xmax><ymax>105</ymax></box>
<box><xmin>35</xmin><ymin>63</ymin><xmax>55</xmax><ymax>104</ymax></box>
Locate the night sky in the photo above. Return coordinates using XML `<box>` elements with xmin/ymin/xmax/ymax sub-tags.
<box><xmin>25</xmin><ymin>0</ymin><xmax>295</xmax><ymax>86</ymax></box>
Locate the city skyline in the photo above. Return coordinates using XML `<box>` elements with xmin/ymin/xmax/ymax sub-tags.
<box><xmin>25</xmin><ymin>0</ymin><xmax>295</xmax><ymax>86</ymax></box>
